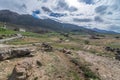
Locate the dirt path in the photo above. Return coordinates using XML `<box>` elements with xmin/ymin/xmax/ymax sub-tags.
<box><xmin>0</xmin><ymin>34</ymin><xmax>22</xmax><ymax>43</ymax></box>
<box><xmin>77</xmin><ymin>51</ymin><xmax>120</xmax><ymax>80</ymax></box>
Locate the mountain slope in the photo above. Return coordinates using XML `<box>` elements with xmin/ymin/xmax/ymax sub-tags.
<box><xmin>0</xmin><ymin>10</ymin><xmax>96</xmax><ymax>34</ymax></box>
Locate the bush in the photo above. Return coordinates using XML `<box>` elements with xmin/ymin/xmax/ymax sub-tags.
<box><xmin>84</xmin><ymin>40</ymin><xmax>90</xmax><ymax>44</ymax></box>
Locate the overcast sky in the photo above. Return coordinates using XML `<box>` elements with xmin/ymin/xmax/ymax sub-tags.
<box><xmin>0</xmin><ymin>0</ymin><xmax>120</xmax><ymax>32</ymax></box>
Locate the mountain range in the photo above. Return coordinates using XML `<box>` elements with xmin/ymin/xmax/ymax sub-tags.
<box><xmin>0</xmin><ymin>10</ymin><xmax>118</xmax><ymax>34</ymax></box>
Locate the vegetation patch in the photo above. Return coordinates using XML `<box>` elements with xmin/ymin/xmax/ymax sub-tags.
<box><xmin>70</xmin><ymin>58</ymin><xmax>100</xmax><ymax>80</ymax></box>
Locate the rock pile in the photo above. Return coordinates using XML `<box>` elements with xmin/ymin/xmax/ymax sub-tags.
<box><xmin>41</xmin><ymin>43</ymin><xmax>53</xmax><ymax>52</ymax></box>
<box><xmin>105</xmin><ymin>47</ymin><xmax>120</xmax><ymax>53</ymax></box>
<box><xmin>105</xmin><ymin>47</ymin><xmax>120</xmax><ymax>60</ymax></box>
<box><xmin>0</xmin><ymin>48</ymin><xmax>32</xmax><ymax>61</ymax></box>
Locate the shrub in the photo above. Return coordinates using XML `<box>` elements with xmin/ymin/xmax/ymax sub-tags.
<box><xmin>84</xmin><ymin>40</ymin><xmax>90</xmax><ymax>44</ymax></box>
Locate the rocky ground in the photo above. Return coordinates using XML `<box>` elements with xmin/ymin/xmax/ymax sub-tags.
<box><xmin>77</xmin><ymin>51</ymin><xmax>120</xmax><ymax>80</ymax></box>
<box><xmin>0</xmin><ymin>33</ymin><xmax>120</xmax><ymax>80</ymax></box>
<box><xmin>0</xmin><ymin>44</ymin><xmax>85</xmax><ymax>80</ymax></box>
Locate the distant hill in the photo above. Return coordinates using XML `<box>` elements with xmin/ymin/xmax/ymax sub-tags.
<box><xmin>0</xmin><ymin>10</ymin><xmax>117</xmax><ymax>34</ymax></box>
<box><xmin>92</xmin><ymin>28</ymin><xmax>117</xmax><ymax>34</ymax></box>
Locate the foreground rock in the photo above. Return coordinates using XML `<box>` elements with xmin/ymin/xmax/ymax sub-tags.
<box><xmin>0</xmin><ymin>48</ymin><xmax>32</xmax><ymax>61</ymax></box>
<box><xmin>8</xmin><ymin>59</ymin><xmax>42</xmax><ymax>80</ymax></box>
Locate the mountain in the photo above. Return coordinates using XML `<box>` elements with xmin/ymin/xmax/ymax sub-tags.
<box><xmin>0</xmin><ymin>10</ymin><xmax>109</xmax><ymax>34</ymax></box>
<box><xmin>92</xmin><ymin>28</ymin><xmax>117</xmax><ymax>34</ymax></box>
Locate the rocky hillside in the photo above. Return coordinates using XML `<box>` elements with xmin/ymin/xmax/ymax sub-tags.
<box><xmin>0</xmin><ymin>10</ymin><xmax>97</xmax><ymax>34</ymax></box>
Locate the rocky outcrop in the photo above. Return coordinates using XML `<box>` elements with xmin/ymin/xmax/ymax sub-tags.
<box><xmin>8</xmin><ymin>59</ymin><xmax>42</xmax><ymax>80</ymax></box>
<box><xmin>0</xmin><ymin>48</ymin><xmax>32</xmax><ymax>61</ymax></box>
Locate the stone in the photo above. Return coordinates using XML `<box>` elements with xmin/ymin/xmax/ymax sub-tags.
<box><xmin>61</xmin><ymin>49</ymin><xmax>72</xmax><ymax>54</ymax></box>
<box><xmin>8</xmin><ymin>60</ymin><xmax>33</xmax><ymax>80</ymax></box>
<box><xmin>0</xmin><ymin>48</ymin><xmax>32</xmax><ymax>61</ymax></box>
<box><xmin>11</xmin><ymin>48</ymin><xmax>31</xmax><ymax>57</ymax></box>
<box><xmin>8</xmin><ymin>59</ymin><xmax>42</xmax><ymax>80</ymax></box>
<box><xmin>41</xmin><ymin>43</ymin><xmax>53</xmax><ymax>52</ymax></box>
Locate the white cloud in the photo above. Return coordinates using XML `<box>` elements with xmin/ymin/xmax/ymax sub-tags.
<box><xmin>0</xmin><ymin>0</ymin><xmax>120</xmax><ymax>32</ymax></box>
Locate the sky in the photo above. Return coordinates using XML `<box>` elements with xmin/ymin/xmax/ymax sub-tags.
<box><xmin>0</xmin><ymin>0</ymin><xmax>120</xmax><ymax>33</ymax></box>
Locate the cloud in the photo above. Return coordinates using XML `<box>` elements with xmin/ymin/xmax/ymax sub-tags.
<box><xmin>95</xmin><ymin>5</ymin><xmax>108</xmax><ymax>15</ymax></box>
<box><xmin>94</xmin><ymin>16</ymin><xmax>103</xmax><ymax>22</ymax></box>
<box><xmin>50</xmin><ymin>13</ymin><xmax>66</xmax><ymax>17</ymax></box>
<box><xmin>0</xmin><ymin>0</ymin><xmax>120</xmax><ymax>32</ymax></box>
<box><xmin>73</xmin><ymin>18</ymin><xmax>92</xmax><ymax>22</ymax></box>
<box><xmin>79</xmin><ymin>0</ymin><xmax>94</xmax><ymax>4</ymax></box>
<box><xmin>41</xmin><ymin>7</ymin><xmax>52</xmax><ymax>13</ymax></box>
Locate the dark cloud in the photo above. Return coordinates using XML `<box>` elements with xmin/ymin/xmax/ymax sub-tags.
<box><xmin>95</xmin><ymin>5</ymin><xmax>108</xmax><ymax>15</ymax></box>
<box><xmin>41</xmin><ymin>6</ymin><xmax>52</xmax><ymax>13</ymax></box>
<box><xmin>79</xmin><ymin>0</ymin><xmax>94</xmax><ymax>4</ymax></box>
<box><xmin>68</xmin><ymin>7</ymin><xmax>78</xmax><ymax>12</ymax></box>
<box><xmin>50</xmin><ymin>13</ymin><xmax>66</xmax><ymax>17</ymax></box>
<box><xmin>56</xmin><ymin>0</ymin><xmax>68</xmax><ymax>10</ymax></box>
<box><xmin>73</xmin><ymin>18</ymin><xmax>92</xmax><ymax>22</ymax></box>
<box><xmin>55</xmin><ymin>0</ymin><xmax>77</xmax><ymax>12</ymax></box>
<box><xmin>107</xmin><ymin>12</ymin><xmax>113</xmax><ymax>15</ymax></box>
<box><xmin>94</xmin><ymin>16</ymin><xmax>104</xmax><ymax>22</ymax></box>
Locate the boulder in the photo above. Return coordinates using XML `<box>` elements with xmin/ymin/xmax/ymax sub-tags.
<box><xmin>0</xmin><ymin>48</ymin><xmax>32</xmax><ymax>61</ymax></box>
<box><xmin>41</xmin><ymin>43</ymin><xmax>53</xmax><ymax>51</ymax></box>
<box><xmin>8</xmin><ymin>60</ymin><xmax>33</xmax><ymax>80</ymax></box>
<box><xmin>8</xmin><ymin>59</ymin><xmax>42</xmax><ymax>80</ymax></box>
<box><xmin>0</xmin><ymin>51</ymin><xmax>10</xmax><ymax>61</ymax></box>
<box><xmin>11</xmin><ymin>48</ymin><xmax>31</xmax><ymax>57</ymax></box>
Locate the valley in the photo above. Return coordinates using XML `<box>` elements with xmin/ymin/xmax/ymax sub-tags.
<box><xmin>0</xmin><ymin>26</ymin><xmax>120</xmax><ymax>80</ymax></box>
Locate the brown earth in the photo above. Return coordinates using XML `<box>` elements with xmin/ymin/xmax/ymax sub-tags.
<box><xmin>77</xmin><ymin>51</ymin><xmax>120</xmax><ymax>80</ymax></box>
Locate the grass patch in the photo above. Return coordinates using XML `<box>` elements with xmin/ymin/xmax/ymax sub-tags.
<box><xmin>0</xmin><ymin>27</ymin><xmax>16</xmax><ymax>35</ymax></box>
<box><xmin>70</xmin><ymin>71</ymin><xmax>81</xmax><ymax>80</ymax></box>
<box><xmin>70</xmin><ymin>58</ymin><xmax>100</xmax><ymax>80</ymax></box>
<box><xmin>52</xmin><ymin>43</ymin><xmax>81</xmax><ymax>50</ymax></box>
<box><xmin>107</xmin><ymin>42</ymin><xmax>120</xmax><ymax>48</ymax></box>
